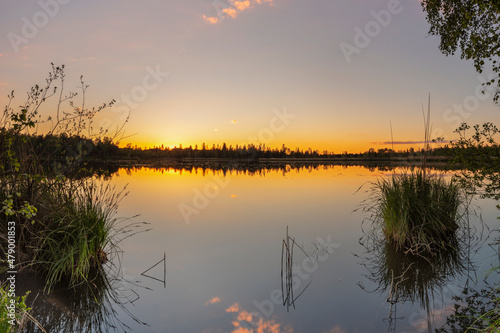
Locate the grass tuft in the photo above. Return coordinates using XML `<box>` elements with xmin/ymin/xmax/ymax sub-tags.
<box><xmin>364</xmin><ymin>170</ymin><xmax>468</xmax><ymax>253</ymax></box>
<box><xmin>28</xmin><ymin>179</ymin><xmax>126</xmax><ymax>291</ymax></box>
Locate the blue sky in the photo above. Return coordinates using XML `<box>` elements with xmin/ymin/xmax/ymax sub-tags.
<box><xmin>1</xmin><ymin>0</ymin><xmax>498</xmax><ymax>152</ymax></box>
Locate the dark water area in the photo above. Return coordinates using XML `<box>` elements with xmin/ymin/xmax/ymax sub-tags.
<box><xmin>15</xmin><ymin>165</ymin><xmax>500</xmax><ymax>332</ymax></box>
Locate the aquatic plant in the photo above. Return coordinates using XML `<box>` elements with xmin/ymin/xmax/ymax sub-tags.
<box><xmin>357</xmin><ymin>208</ymin><xmax>481</xmax><ymax>332</ymax></box>
<box><xmin>29</xmin><ymin>180</ymin><xmax>127</xmax><ymax>291</ymax></box>
<box><xmin>0</xmin><ymin>284</ymin><xmax>44</xmax><ymax>332</ymax></box>
<box><xmin>368</xmin><ymin>170</ymin><xmax>467</xmax><ymax>253</ymax></box>
<box><xmin>436</xmin><ymin>286</ymin><xmax>500</xmax><ymax>333</ymax></box>
<box><xmin>0</xmin><ymin>64</ymin><xmax>129</xmax><ymax>292</ymax></box>
<box><xmin>361</xmin><ymin>97</ymin><xmax>469</xmax><ymax>253</ymax></box>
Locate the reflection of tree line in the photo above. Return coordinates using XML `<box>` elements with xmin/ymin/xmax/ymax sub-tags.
<box><xmin>86</xmin><ymin>161</ymin><xmax>457</xmax><ymax>179</ymax></box>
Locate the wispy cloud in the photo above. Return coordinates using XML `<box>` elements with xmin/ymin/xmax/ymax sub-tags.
<box><xmin>373</xmin><ymin>140</ymin><xmax>426</xmax><ymax>145</ymax></box>
<box><xmin>69</xmin><ymin>56</ymin><xmax>97</xmax><ymax>62</ymax></box>
<box><xmin>372</xmin><ymin>140</ymin><xmax>449</xmax><ymax>145</ymax></box>
<box><xmin>233</xmin><ymin>1</ymin><xmax>251</xmax><ymax>11</ymax></box>
<box><xmin>203</xmin><ymin>0</ymin><xmax>274</xmax><ymax>24</ymax></box>
<box><xmin>202</xmin><ymin>15</ymin><xmax>219</xmax><ymax>24</ymax></box>
<box><xmin>205</xmin><ymin>297</ymin><xmax>221</xmax><ymax>306</ymax></box>
<box><xmin>223</xmin><ymin>7</ymin><xmax>238</xmax><ymax>18</ymax></box>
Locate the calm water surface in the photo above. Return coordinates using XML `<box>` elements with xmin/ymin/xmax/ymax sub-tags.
<box><xmin>23</xmin><ymin>165</ymin><xmax>500</xmax><ymax>332</ymax></box>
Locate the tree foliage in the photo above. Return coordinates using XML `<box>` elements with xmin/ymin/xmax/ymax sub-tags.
<box><xmin>421</xmin><ymin>1</ymin><xmax>500</xmax><ymax>102</ymax></box>
<box><xmin>450</xmin><ymin>122</ymin><xmax>500</xmax><ymax>201</ymax></box>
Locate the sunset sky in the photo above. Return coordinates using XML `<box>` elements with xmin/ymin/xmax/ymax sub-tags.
<box><xmin>1</xmin><ymin>0</ymin><xmax>499</xmax><ymax>153</ymax></box>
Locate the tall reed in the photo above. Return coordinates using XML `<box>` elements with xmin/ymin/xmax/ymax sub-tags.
<box><xmin>362</xmin><ymin>96</ymin><xmax>468</xmax><ymax>253</ymax></box>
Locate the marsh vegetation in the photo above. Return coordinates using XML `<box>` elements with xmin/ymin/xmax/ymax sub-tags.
<box><xmin>0</xmin><ymin>64</ymin><xmax>142</xmax><ymax>331</ymax></box>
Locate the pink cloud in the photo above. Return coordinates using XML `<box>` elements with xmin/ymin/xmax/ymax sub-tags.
<box><xmin>232</xmin><ymin>0</ymin><xmax>251</xmax><ymax>11</ymax></box>
<box><xmin>202</xmin><ymin>15</ymin><xmax>220</xmax><ymax>24</ymax></box>
<box><xmin>203</xmin><ymin>0</ymin><xmax>274</xmax><ymax>24</ymax></box>
<box><xmin>222</xmin><ymin>7</ymin><xmax>238</xmax><ymax>18</ymax></box>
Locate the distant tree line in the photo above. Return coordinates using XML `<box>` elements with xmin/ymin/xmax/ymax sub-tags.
<box><xmin>116</xmin><ymin>142</ymin><xmax>457</xmax><ymax>161</ymax></box>
<box><xmin>2</xmin><ymin>131</ymin><xmax>464</xmax><ymax>166</ymax></box>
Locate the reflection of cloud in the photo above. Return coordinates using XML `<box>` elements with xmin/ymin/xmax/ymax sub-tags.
<box><xmin>324</xmin><ymin>327</ymin><xmax>346</xmax><ymax>333</ymax></box>
<box><xmin>237</xmin><ymin>311</ymin><xmax>253</xmax><ymax>322</ymax></box>
<box><xmin>410</xmin><ymin>303</ymin><xmax>456</xmax><ymax>332</ymax></box>
<box><xmin>225</xmin><ymin>302</ymin><xmax>292</xmax><ymax>333</ymax></box>
<box><xmin>232</xmin><ymin>328</ymin><xmax>251</xmax><ymax>333</ymax></box>
<box><xmin>226</xmin><ymin>303</ymin><xmax>240</xmax><ymax>313</ymax></box>
<box><xmin>205</xmin><ymin>297</ymin><xmax>221</xmax><ymax>306</ymax></box>
<box><xmin>203</xmin><ymin>0</ymin><xmax>274</xmax><ymax>24</ymax></box>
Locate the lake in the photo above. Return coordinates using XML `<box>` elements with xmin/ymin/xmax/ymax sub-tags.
<box><xmin>20</xmin><ymin>164</ymin><xmax>500</xmax><ymax>332</ymax></box>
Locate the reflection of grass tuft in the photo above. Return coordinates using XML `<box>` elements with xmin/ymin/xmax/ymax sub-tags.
<box><xmin>20</xmin><ymin>262</ymin><xmax>150</xmax><ymax>332</ymax></box>
<box><xmin>377</xmin><ymin>238</ymin><xmax>463</xmax><ymax>306</ymax></box>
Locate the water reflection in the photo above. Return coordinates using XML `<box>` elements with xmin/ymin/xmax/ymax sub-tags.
<box><xmin>98</xmin><ymin>161</ymin><xmax>454</xmax><ymax>180</ymax></box>
<box><xmin>281</xmin><ymin>226</ymin><xmax>313</xmax><ymax>312</ymax></box>
<box><xmin>201</xmin><ymin>296</ymin><xmax>294</xmax><ymax>333</ymax></box>
<box><xmin>358</xmin><ymin>217</ymin><xmax>484</xmax><ymax>332</ymax></box>
<box><xmin>22</xmin><ymin>164</ymin><xmax>494</xmax><ymax>332</ymax></box>
<box><xmin>18</xmin><ymin>257</ymin><xmax>150</xmax><ymax>332</ymax></box>
<box><xmin>435</xmin><ymin>284</ymin><xmax>500</xmax><ymax>332</ymax></box>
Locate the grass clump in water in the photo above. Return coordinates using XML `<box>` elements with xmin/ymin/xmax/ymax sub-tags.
<box><xmin>367</xmin><ymin>170</ymin><xmax>467</xmax><ymax>253</ymax></box>
<box><xmin>30</xmin><ymin>180</ymin><xmax>126</xmax><ymax>290</ymax></box>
